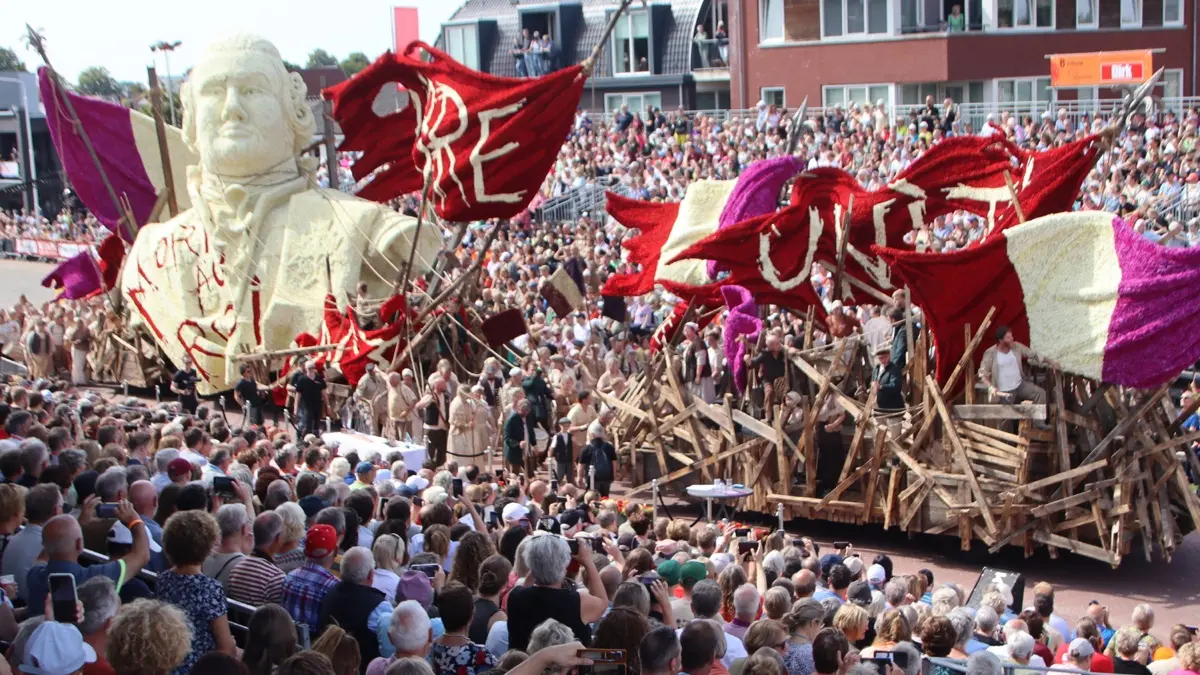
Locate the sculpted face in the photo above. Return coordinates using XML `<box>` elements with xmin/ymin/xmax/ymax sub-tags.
<box><xmin>191</xmin><ymin>49</ymin><xmax>294</xmax><ymax>176</ymax></box>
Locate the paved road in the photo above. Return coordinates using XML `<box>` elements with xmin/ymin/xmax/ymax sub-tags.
<box><xmin>6</xmin><ymin>259</ymin><xmax>1197</xmax><ymax>630</ymax></box>
<box><xmin>0</xmin><ymin>259</ymin><xmax>59</xmax><ymax>308</ymax></box>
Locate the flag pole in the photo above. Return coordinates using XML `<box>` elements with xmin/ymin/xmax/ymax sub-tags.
<box><xmin>580</xmin><ymin>0</ymin><xmax>639</xmax><ymax>77</ymax></box>
<box><xmin>26</xmin><ymin>25</ymin><xmax>140</xmax><ymax>246</ymax></box>
<box><xmin>146</xmin><ymin>65</ymin><xmax>179</xmax><ymax>218</ymax></box>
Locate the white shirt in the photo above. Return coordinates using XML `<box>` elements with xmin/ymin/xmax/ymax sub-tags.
<box><xmin>986</xmin><ymin>645</ymin><xmax>1046</xmax><ymax>669</ymax></box>
<box><xmin>995</xmin><ymin>349</ymin><xmax>1022</xmax><ymax>392</ymax></box>
<box><xmin>180</xmin><ymin>448</ymin><xmax>209</xmax><ymax>468</ymax></box>
<box><xmin>372</xmin><ymin>567</ymin><xmax>400</xmax><ymax>603</ymax></box>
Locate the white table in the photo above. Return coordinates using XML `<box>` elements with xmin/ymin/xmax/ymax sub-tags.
<box><xmin>321</xmin><ymin>431</ymin><xmax>427</xmax><ymax>468</ymax></box>
<box><xmin>686</xmin><ymin>484</ymin><xmax>755</xmax><ymax>522</ymax></box>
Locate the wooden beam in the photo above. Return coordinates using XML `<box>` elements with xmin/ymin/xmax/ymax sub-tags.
<box><xmin>929</xmin><ymin>375</ymin><xmax>998</xmax><ymax>533</ymax></box>
<box><xmin>767</xmin><ymin>493</ymin><xmax>865</xmax><ymax>512</ymax></box>
<box><xmin>953</xmin><ymin>404</ymin><xmax>1048</xmax><ymax>420</ymax></box>
<box><xmin>838</xmin><ymin>388</ymin><xmax>877</xmax><ymax>483</ymax></box>
<box><xmin>861</xmin><ymin>427</ymin><xmax>888</xmax><ymax>525</ymax></box>
<box><xmin>1029</xmin><ymin>488</ymin><xmax>1099</xmax><ymax>519</ymax></box>
<box><xmin>626</xmin><ymin>439</ymin><xmax>763</xmax><ymax>496</ymax></box>
<box><xmin>1015</xmin><ymin>460</ymin><xmax>1109</xmax><ymax>495</ymax></box>
<box><xmin>1032</xmin><ymin>530</ymin><xmax>1118</xmax><ymax>565</ymax></box>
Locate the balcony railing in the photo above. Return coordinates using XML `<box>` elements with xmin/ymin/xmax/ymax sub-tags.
<box><xmin>692</xmin><ymin>37</ymin><xmax>730</xmax><ymax>71</ymax></box>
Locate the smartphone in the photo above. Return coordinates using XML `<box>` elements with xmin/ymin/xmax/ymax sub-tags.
<box><xmin>734</xmin><ymin>527</ymin><xmax>750</xmax><ymax>537</ymax></box>
<box><xmin>568</xmin><ymin>537</ymin><xmax>580</xmax><ymax>555</ymax></box>
<box><xmin>579</xmin><ymin>649</ymin><xmax>627</xmax><ymax>675</ymax></box>
<box><xmin>379</xmin><ymin>497</ymin><xmax>390</xmax><ymax>518</ymax></box>
<box><xmin>537</xmin><ymin>517</ymin><xmax>557</xmax><ymax>533</ymax></box>
<box><xmin>412</xmin><ymin>497</ymin><xmax>424</xmax><ymax>507</ymax></box>
<box><xmin>640</xmin><ymin>572</ymin><xmax>659</xmax><ymax>587</ymax></box>
<box><xmin>579</xmin><ymin>650</ymin><xmax>625</xmax><ymax>661</ymax></box>
<box><xmin>738</xmin><ymin>540</ymin><xmax>758</xmax><ymax>554</ymax></box>
<box><xmin>557</xmin><ymin>495</ymin><xmax>569</xmax><ymax>506</ymax></box>
<box><xmin>488</xmin><ymin>511</ymin><xmax>502</xmax><ymax>529</ymax></box>
<box><xmin>412</xmin><ymin>563</ymin><xmax>440</xmax><ymax>579</ymax></box>
<box><xmin>875</xmin><ymin>651</ymin><xmax>908</xmax><ymax>669</ymax></box>
<box><xmin>452</xmin><ymin>478</ymin><xmax>463</xmax><ymax>497</ymax></box>
<box><xmin>867</xmin><ymin>657</ymin><xmax>891</xmax><ymax>675</ymax></box>
<box><xmin>550</xmin><ymin>478</ymin><xmax>559</xmax><ymax>493</ymax></box>
<box><xmin>213</xmin><ymin>476</ymin><xmax>236</xmax><ymax>497</ymax></box>
<box><xmin>96</xmin><ymin>503</ymin><xmax>120</xmax><ymax>519</ymax></box>
<box><xmin>49</xmin><ymin>573</ymin><xmax>77</xmax><ymax>624</ymax></box>
<box><xmin>834</xmin><ymin>541</ymin><xmax>850</xmax><ymax>550</ymax></box>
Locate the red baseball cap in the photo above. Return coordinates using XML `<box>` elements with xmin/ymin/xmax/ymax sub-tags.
<box><xmin>304</xmin><ymin>524</ymin><xmax>338</xmax><ymax>559</ymax></box>
<box><xmin>167</xmin><ymin>458</ymin><xmax>192</xmax><ymax>477</ymax></box>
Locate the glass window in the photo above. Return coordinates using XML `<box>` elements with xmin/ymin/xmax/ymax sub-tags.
<box><xmin>443</xmin><ymin>25</ymin><xmax>479</xmax><ymax>71</ymax></box>
<box><xmin>824</xmin><ymin>0</ymin><xmax>844</xmax><ymax>36</ymax></box>
<box><xmin>824</xmin><ymin>87</ymin><xmax>846</xmax><ymax>107</ymax></box>
<box><xmin>998</xmin><ymin>81</ymin><xmax>1015</xmax><ymax>103</ymax></box>
<box><xmin>614</xmin><ymin>11</ymin><xmax>651</xmax><ymax>74</ymax></box>
<box><xmin>868</xmin><ymin>0</ymin><xmax>889</xmax><ymax>31</ymax></box>
<box><xmin>1036</xmin><ymin>0</ymin><xmax>1052</xmax><ymax>25</ymax></box>
<box><xmin>847</xmin><ymin>0</ymin><xmax>865</xmax><ymax>32</ymax></box>
<box><xmin>869</xmin><ymin>85</ymin><xmax>889</xmax><ymax>105</ymax></box>
<box><xmin>762</xmin><ymin>87</ymin><xmax>786</xmax><ymax>107</ymax></box>
<box><xmin>901</xmin><ymin>0</ymin><xmax>919</xmax><ymax>30</ymax></box>
<box><xmin>1121</xmin><ymin>0</ymin><xmax>1140</xmax><ymax>24</ymax></box>
<box><xmin>1165</xmin><ymin>70</ymin><xmax>1183</xmax><ymax>99</ymax></box>
<box><xmin>1164</xmin><ymin>0</ymin><xmax>1181</xmax><ymax>22</ymax></box>
<box><xmin>968</xmin><ymin>81</ymin><xmax>984</xmax><ymax>103</ymax></box>
<box><xmin>761</xmin><ymin>0</ymin><xmax>785</xmax><ymax>39</ymax></box>
<box><xmin>1077</xmin><ymin>0</ymin><xmax>1097</xmax><ymax>25</ymax></box>
<box><xmin>604</xmin><ymin>93</ymin><xmax>662</xmax><ymax>113</ymax></box>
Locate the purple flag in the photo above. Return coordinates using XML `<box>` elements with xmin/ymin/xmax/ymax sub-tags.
<box><xmin>721</xmin><ymin>285</ymin><xmax>762</xmax><ymax>394</ymax></box>
<box><xmin>707</xmin><ymin>156</ymin><xmax>804</xmax><ymax>280</ymax></box>
<box><xmin>39</xmin><ymin>68</ymin><xmax>195</xmax><ymax>239</ymax></box>
<box><xmin>41</xmin><ymin>252</ymin><xmax>103</xmax><ymax>300</ymax></box>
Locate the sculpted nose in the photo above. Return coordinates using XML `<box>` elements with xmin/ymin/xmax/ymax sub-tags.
<box><xmin>222</xmin><ymin>86</ymin><xmax>247</xmax><ymax>122</ymax></box>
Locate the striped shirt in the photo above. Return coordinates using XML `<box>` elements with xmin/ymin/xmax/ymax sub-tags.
<box><xmin>281</xmin><ymin>561</ymin><xmax>338</xmax><ymax>629</ymax></box>
<box><xmin>227</xmin><ymin>552</ymin><xmax>285</xmax><ymax>607</ymax></box>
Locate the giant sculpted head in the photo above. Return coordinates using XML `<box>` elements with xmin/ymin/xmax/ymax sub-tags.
<box><xmin>181</xmin><ymin>34</ymin><xmax>316</xmax><ymax>177</ymax></box>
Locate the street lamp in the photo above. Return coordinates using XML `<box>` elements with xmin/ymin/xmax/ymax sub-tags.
<box><xmin>150</xmin><ymin>40</ymin><xmax>182</xmax><ymax>126</ymax></box>
<box><xmin>0</xmin><ymin>76</ymin><xmax>38</xmax><ymax>216</ymax></box>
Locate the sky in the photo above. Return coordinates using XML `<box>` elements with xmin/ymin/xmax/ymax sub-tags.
<box><xmin>9</xmin><ymin>0</ymin><xmax>460</xmax><ymax>84</ymax></box>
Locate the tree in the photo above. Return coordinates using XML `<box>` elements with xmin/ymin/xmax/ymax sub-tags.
<box><xmin>77</xmin><ymin>66</ymin><xmax>122</xmax><ymax>99</ymax></box>
<box><xmin>0</xmin><ymin>47</ymin><xmax>26</xmax><ymax>72</ymax></box>
<box><xmin>306</xmin><ymin>49</ymin><xmax>338</xmax><ymax>68</ymax></box>
<box><xmin>283</xmin><ymin>60</ymin><xmax>301</xmax><ymax>72</ymax></box>
<box><xmin>340</xmin><ymin>52</ymin><xmax>371</xmax><ymax>77</ymax></box>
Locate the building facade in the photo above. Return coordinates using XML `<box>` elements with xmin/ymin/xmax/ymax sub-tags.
<box><xmin>438</xmin><ymin>0</ymin><xmax>733</xmax><ymax>113</ymax></box>
<box><xmin>731</xmin><ymin>0</ymin><xmax>1193</xmax><ymax>112</ymax></box>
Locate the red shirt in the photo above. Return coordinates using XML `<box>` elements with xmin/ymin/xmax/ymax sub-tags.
<box><xmin>1053</xmin><ymin>643</ymin><xmax>1114</xmax><ymax>673</ymax></box>
<box><xmin>84</xmin><ymin>657</ymin><xmax>116</xmax><ymax>675</ymax></box>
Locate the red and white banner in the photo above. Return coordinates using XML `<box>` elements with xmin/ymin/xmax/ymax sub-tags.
<box><xmin>9</xmin><ymin>238</ymin><xmax>98</xmax><ymax>261</ymax></box>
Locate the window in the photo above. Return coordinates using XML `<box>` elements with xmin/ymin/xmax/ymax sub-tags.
<box><xmin>761</xmin><ymin>87</ymin><xmax>786</xmax><ymax>107</ymax></box>
<box><xmin>900</xmin><ymin>82</ymin><xmax>983</xmax><ymax>106</ymax></box>
<box><xmin>1164</xmin><ymin>69</ymin><xmax>1184</xmax><ymax>99</ymax></box>
<box><xmin>996</xmin><ymin>0</ymin><xmax>1052</xmax><ymax>27</ymax></box>
<box><xmin>604</xmin><ymin>92</ymin><xmax>662</xmax><ymax>113</ymax></box>
<box><xmin>1076</xmin><ymin>0</ymin><xmax>1097</xmax><ymax>26</ymax></box>
<box><xmin>1121</xmin><ymin>0</ymin><xmax>1140</xmax><ymax>25</ymax></box>
<box><xmin>824</xmin><ymin>0</ymin><xmax>888</xmax><ymax>36</ymax></box>
<box><xmin>823</xmin><ymin>84</ymin><xmax>890</xmax><ymax>108</ymax></box>
<box><xmin>614</xmin><ymin>11</ymin><xmax>651</xmax><ymax>74</ymax></box>
<box><xmin>443</xmin><ymin>24</ymin><xmax>479</xmax><ymax>70</ymax></box>
<box><xmin>1164</xmin><ymin>0</ymin><xmax>1181</xmax><ymax>23</ymax></box>
<box><xmin>761</xmin><ymin>0</ymin><xmax>785</xmax><ymax>40</ymax></box>
<box><xmin>997</xmin><ymin>77</ymin><xmax>1052</xmax><ymax>116</ymax></box>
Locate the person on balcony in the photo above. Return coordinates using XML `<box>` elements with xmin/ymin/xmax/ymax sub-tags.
<box><xmin>694</xmin><ymin>25</ymin><xmax>711</xmax><ymax>68</ymax></box>
<box><xmin>512</xmin><ymin>29</ymin><xmax>530</xmax><ymax>77</ymax></box>
<box><xmin>947</xmin><ymin>4</ymin><xmax>966</xmax><ymax>30</ymax></box>
<box><xmin>716</xmin><ymin>22</ymin><xmax>728</xmax><ymax>64</ymax></box>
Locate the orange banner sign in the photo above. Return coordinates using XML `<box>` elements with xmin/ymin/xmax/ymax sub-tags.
<box><xmin>1050</xmin><ymin>50</ymin><xmax>1154</xmax><ymax>87</ymax></box>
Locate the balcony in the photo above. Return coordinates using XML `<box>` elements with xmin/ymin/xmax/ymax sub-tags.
<box><xmin>692</xmin><ymin>37</ymin><xmax>730</xmax><ymax>81</ymax></box>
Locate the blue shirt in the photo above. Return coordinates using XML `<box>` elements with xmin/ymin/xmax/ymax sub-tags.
<box><xmin>26</xmin><ymin>559</ymin><xmax>125</xmax><ymax>610</ymax></box>
<box><xmin>812</xmin><ymin>588</ymin><xmax>843</xmax><ymax>606</ymax></box>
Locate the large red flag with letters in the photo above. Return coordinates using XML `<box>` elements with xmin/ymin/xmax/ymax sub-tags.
<box><xmin>988</xmin><ymin>134</ymin><xmax>1103</xmax><ymax>238</ymax></box>
<box><xmin>324</xmin><ymin>42</ymin><xmax>586</xmax><ymax>222</ymax></box>
<box><xmin>678</xmin><ymin>137</ymin><xmax>1022</xmax><ymax>303</ymax></box>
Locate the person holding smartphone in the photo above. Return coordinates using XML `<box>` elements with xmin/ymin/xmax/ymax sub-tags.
<box><xmin>25</xmin><ymin>502</ymin><xmax>151</xmax><ymax>611</ymax></box>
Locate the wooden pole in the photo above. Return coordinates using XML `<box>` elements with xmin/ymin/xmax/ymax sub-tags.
<box><xmin>27</xmin><ymin>26</ymin><xmax>139</xmax><ymax>245</ymax></box>
<box><xmin>831</xmin><ymin>195</ymin><xmax>854</xmax><ymax>302</ymax></box>
<box><xmin>1003</xmin><ymin>171</ymin><xmax>1026</xmax><ymax>225</ymax></box>
<box><xmin>146</xmin><ymin>65</ymin><xmax>178</xmax><ymax>218</ymax></box>
<box><xmin>399</xmin><ymin>179</ymin><xmax>436</xmax><ymax>294</ymax></box>
<box><xmin>414</xmin><ymin>224</ymin><xmax>502</xmax><ymax>325</ymax></box>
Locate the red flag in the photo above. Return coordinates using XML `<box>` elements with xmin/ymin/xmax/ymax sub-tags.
<box><xmin>96</xmin><ymin>234</ymin><xmax>125</xmax><ymax>292</ymax></box>
<box><xmin>285</xmin><ymin>294</ymin><xmax>413</xmax><ymax>389</ymax></box>
<box><xmin>648</xmin><ymin>301</ymin><xmax>717</xmax><ymax>354</ymax></box>
<box><xmin>679</xmin><ymin>137</ymin><xmax>1020</xmax><ymax>302</ymax></box>
<box><xmin>989</xmin><ymin>134</ymin><xmax>1102</xmax><ymax>237</ymax></box>
<box><xmin>324</xmin><ymin>42</ymin><xmax>586</xmax><ymax>222</ymax></box>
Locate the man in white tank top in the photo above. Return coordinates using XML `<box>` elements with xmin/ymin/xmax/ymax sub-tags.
<box><xmin>978</xmin><ymin>325</ymin><xmax>1058</xmax><ymax>428</ymax></box>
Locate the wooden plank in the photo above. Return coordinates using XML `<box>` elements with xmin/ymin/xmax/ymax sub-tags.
<box><xmin>667</xmin><ymin>451</ymin><xmax>695</xmax><ymax>466</ymax></box>
<box><xmin>860</xmin><ymin>427</ymin><xmax>888</xmax><ymax>525</ymax></box>
<box><xmin>1060</xmin><ymin>409</ymin><xmax>1102</xmax><ymax>433</ymax></box>
<box><xmin>1032</xmin><ymin>530</ymin><xmax>1118</xmax><ymax>565</ymax></box>
<box><xmin>838</xmin><ymin>388</ymin><xmax>877</xmax><ymax>484</ymax></box>
<box><xmin>1052</xmin><ymin>512</ymin><xmax>1101</xmax><ymax>533</ymax></box>
<box><xmin>960</xmin><ymin>421</ymin><xmax>1028</xmax><ymax>446</ymax></box>
<box><xmin>803</xmin><ymin>380</ymin><xmax>833</xmax><ymax>497</ymax></box>
<box><xmin>953</xmin><ymin>404</ymin><xmax>1048</xmax><ymax>420</ymax></box>
<box><xmin>1052</xmin><ymin>370</ymin><xmax>1074</xmax><ymax>500</ymax></box>
<box><xmin>1079</xmin><ymin>382</ymin><xmax>1113</xmax><ymax>416</ymax></box>
<box><xmin>883</xmin><ymin>468</ymin><xmax>902</xmax><ymax>530</ymax></box>
<box><xmin>900</xmin><ymin>480</ymin><xmax>933</xmax><ymax>530</ymax></box>
<box><xmin>596</xmin><ymin>390</ymin><xmax>651</xmax><ymax>422</ymax></box>
<box><xmin>1016</xmin><ymin>460</ymin><xmax>1109</xmax><ymax>495</ymax></box>
<box><xmin>962</xmin><ymin>441</ymin><xmax>1023</xmax><ymax>468</ymax></box>
<box><xmin>626</xmin><ymin>439</ymin><xmax>764</xmax><ymax>496</ymax></box>
<box><xmin>642</xmin><ymin>392</ymin><xmax>671</xmax><ymax>479</ymax></box>
<box><xmin>961</xmin><ymin>428</ymin><xmax>1026</xmax><ymax>457</ymax></box>
<box><xmin>1076</xmin><ymin>385</ymin><xmax>1169</xmax><ymax>468</ymax></box>
<box><xmin>644</xmin><ymin>403</ymin><xmax>700</xmax><ymax>443</ymax></box>
<box><xmin>815</xmin><ymin>463</ymin><xmax>872</xmax><ymax>511</ymax></box>
<box><xmin>768</xmin><ymin>493</ymin><xmax>865</xmax><ymax>512</ymax></box>
<box><xmin>1029</xmin><ymin>488</ymin><xmax>1099</xmax><ymax>518</ymax></box>
<box><xmin>942</xmin><ymin>306</ymin><xmax>998</xmax><ymax>398</ymax></box>
<box><xmin>929</xmin><ymin>375</ymin><xmax>998</xmax><ymax>533</ymax></box>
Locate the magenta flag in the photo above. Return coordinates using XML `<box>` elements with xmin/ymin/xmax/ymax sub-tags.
<box><xmin>41</xmin><ymin>252</ymin><xmax>103</xmax><ymax>299</ymax></box>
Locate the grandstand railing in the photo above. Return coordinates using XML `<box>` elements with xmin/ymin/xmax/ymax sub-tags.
<box><xmin>533</xmin><ymin>176</ymin><xmax>632</xmax><ymax>223</ymax></box>
<box><xmin>926</xmin><ymin>656</ymin><xmax>1111</xmax><ymax>675</ymax></box>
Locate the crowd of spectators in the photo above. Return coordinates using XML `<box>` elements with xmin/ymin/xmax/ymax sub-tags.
<box><xmin>0</xmin><ymin>377</ymin><xmax>1193</xmax><ymax>675</ymax></box>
